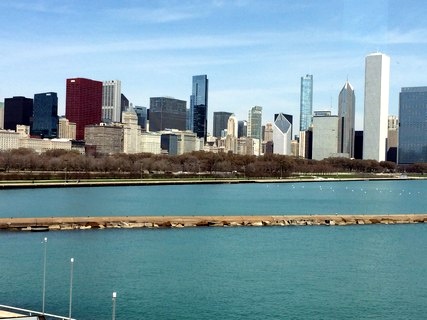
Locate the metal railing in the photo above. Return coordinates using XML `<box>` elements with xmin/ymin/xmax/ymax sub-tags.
<box><xmin>0</xmin><ymin>304</ymin><xmax>76</xmax><ymax>320</ymax></box>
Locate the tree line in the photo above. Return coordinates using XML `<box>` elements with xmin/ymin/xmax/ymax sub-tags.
<box><xmin>0</xmin><ymin>148</ymin><xmax>424</xmax><ymax>180</ymax></box>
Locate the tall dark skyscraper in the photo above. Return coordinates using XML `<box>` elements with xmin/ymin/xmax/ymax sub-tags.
<box><xmin>4</xmin><ymin>96</ymin><xmax>33</xmax><ymax>130</ymax></box>
<box><xmin>121</xmin><ymin>93</ymin><xmax>129</xmax><ymax>113</ymax></box>
<box><xmin>213</xmin><ymin>111</ymin><xmax>232</xmax><ymax>138</ymax></box>
<box><xmin>190</xmin><ymin>75</ymin><xmax>208</xmax><ymax>141</ymax></box>
<box><xmin>32</xmin><ymin>92</ymin><xmax>58</xmax><ymax>138</ymax></box>
<box><xmin>149</xmin><ymin>97</ymin><xmax>187</xmax><ymax>132</ymax></box>
<box><xmin>238</xmin><ymin>120</ymin><xmax>247</xmax><ymax>138</ymax></box>
<box><xmin>398</xmin><ymin>86</ymin><xmax>427</xmax><ymax>164</ymax></box>
<box><xmin>134</xmin><ymin>106</ymin><xmax>148</xmax><ymax>130</ymax></box>
<box><xmin>65</xmin><ymin>78</ymin><xmax>102</xmax><ymax>140</ymax></box>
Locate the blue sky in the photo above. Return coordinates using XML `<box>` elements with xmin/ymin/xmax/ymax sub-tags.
<box><xmin>1</xmin><ymin>0</ymin><xmax>427</xmax><ymax>132</ymax></box>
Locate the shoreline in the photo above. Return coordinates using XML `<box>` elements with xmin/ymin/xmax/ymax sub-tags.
<box><xmin>1</xmin><ymin>214</ymin><xmax>426</xmax><ymax>231</ymax></box>
<box><xmin>0</xmin><ymin>176</ymin><xmax>424</xmax><ymax>189</ymax></box>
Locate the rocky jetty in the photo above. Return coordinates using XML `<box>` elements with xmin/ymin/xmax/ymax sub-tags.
<box><xmin>0</xmin><ymin>214</ymin><xmax>425</xmax><ymax>231</ymax></box>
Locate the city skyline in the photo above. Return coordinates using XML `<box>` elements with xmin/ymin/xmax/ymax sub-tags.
<box><xmin>1</xmin><ymin>1</ymin><xmax>427</xmax><ymax>133</ymax></box>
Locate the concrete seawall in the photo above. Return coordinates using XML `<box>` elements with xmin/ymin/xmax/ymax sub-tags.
<box><xmin>0</xmin><ymin>214</ymin><xmax>426</xmax><ymax>231</ymax></box>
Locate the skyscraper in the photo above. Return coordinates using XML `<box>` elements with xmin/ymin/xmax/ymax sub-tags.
<box><xmin>0</xmin><ymin>102</ymin><xmax>4</xmax><ymax>129</ymax></box>
<box><xmin>338</xmin><ymin>81</ymin><xmax>355</xmax><ymax>157</ymax></box>
<box><xmin>247</xmin><ymin>106</ymin><xmax>261</xmax><ymax>155</ymax></box>
<box><xmin>149</xmin><ymin>97</ymin><xmax>187</xmax><ymax>132</ymax></box>
<box><xmin>363</xmin><ymin>53</ymin><xmax>390</xmax><ymax>161</ymax></box>
<box><xmin>190</xmin><ymin>75</ymin><xmax>208</xmax><ymax>141</ymax></box>
<box><xmin>32</xmin><ymin>92</ymin><xmax>58</xmax><ymax>138</ymax></box>
<box><xmin>238</xmin><ymin>120</ymin><xmax>247</xmax><ymax>138</ymax></box>
<box><xmin>4</xmin><ymin>96</ymin><xmax>33</xmax><ymax>130</ymax></box>
<box><xmin>121</xmin><ymin>94</ymin><xmax>129</xmax><ymax>113</ymax></box>
<box><xmin>312</xmin><ymin>112</ymin><xmax>339</xmax><ymax>160</ymax></box>
<box><xmin>387</xmin><ymin>115</ymin><xmax>398</xmax><ymax>163</ymax></box>
<box><xmin>227</xmin><ymin>114</ymin><xmax>238</xmax><ymax>138</ymax></box>
<box><xmin>213</xmin><ymin>111</ymin><xmax>232</xmax><ymax>138</ymax></box>
<box><xmin>273</xmin><ymin>113</ymin><xmax>292</xmax><ymax>155</ymax></box>
<box><xmin>274</xmin><ymin>113</ymin><xmax>293</xmax><ymax>138</ymax></box>
<box><xmin>134</xmin><ymin>106</ymin><xmax>148</xmax><ymax>131</ymax></box>
<box><xmin>300</xmin><ymin>74</ymin><xmax>313</xmax><ymax>132</ymax></box>
<box><xmin>248</xmin><ymin>106</ymin><xmax>262</xmax><ymax>140</ymax></box>
<box><xmin>398</xmin><ymin>87</ymin><xmax>427</xmax><ymax>164</ymax></box>
<box><xmin>102</xmin><ymin>80</ymin><xmax>121</xmax><ymax>123</ymax></box>
<box><xmin>66</xmin><ymin>78</ymin><xmax>103</xmax><ymax>140</ymax></box>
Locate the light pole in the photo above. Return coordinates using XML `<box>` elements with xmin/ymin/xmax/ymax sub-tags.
<box><xmin>112</xmin><ymin>292</ymin><xmax>117</xmax><ymax>320</ymax></box>
<box><xmin>69</xmin><ymin>258</ymin><xmax>74</xmax><ymax>320</ymax></box>
<box><xmin>42</xmin><ymin>237</ymin><xmax>47</xmax><ymax>314</ymax></box>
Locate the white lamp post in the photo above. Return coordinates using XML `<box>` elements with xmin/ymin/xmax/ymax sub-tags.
<box><xmin>42</xmin><ymin>237</ymin><xmax>47</xmax><ymax>314</ymax></box>
<box><xmin>69</xmin><ymin>258</ymin><xmax>74</xmax><ymax>320</ymax></box>
<box><xmin>112</xmin><ymin>292</ymin><xmax>117</xmax><ymax>320</ymax></box>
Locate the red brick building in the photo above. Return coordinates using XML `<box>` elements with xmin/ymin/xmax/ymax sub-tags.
<box><xmin>65</xmin><ymin>78</ymin><xmax>102</xmax><ymax>140</ymax></box>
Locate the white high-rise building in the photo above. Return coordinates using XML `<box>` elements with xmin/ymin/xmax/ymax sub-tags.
<box><xmin>227</xmin><ymin>114</ymin><xmax>238</xmax><ymax>138</ymax></box>
<box><xmin>273</xmin><ymin>113</ymin><xmax>292</xmax><ymax>155</ymax></box>
<box><xmin>363</xmin><ymin>53</ymin><xmax>390</xmax><ymax>161</ymax></box>
<box><xmin>102</xmin><ymin>80</ymin><xmax>122</xmax><ymax>123</ymax></box>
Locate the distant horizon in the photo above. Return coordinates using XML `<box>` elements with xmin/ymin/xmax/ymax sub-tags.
<box><xmin>2</xmin><ymin>0</ymin><xmax>427</xmax><ymax>133</ymax></box>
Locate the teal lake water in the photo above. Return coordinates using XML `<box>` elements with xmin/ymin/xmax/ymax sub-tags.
<box><xmin>0</xmin><ymin>180</ymin><xmax>427</xmax><ymax>217</ymax></box>
<box><xmin>1</xmin><ymin>180</ymin><xmax>427</xmax><ymax>319</ymax></box>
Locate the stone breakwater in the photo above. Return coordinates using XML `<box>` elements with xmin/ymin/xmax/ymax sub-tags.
<box><xmin>0</xmin><ymin>215</ymin><xmax>426</xmax><ymax>231</ymax></box>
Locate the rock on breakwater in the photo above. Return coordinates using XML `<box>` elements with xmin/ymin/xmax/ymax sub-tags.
<box><xmin>0</xmin><ymin>214</ymin><xmax>426</xmax><ymax>231</ymax></box>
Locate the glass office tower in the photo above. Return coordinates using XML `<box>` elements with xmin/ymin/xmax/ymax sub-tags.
<box><xmin>398</xmin><ymin>86</ymin><xmax>427</xmax><ymax>164</ymax></box>
<box><xmin>32</xmin><ymin>92</ymin><xmax>58</xmax><ymax>138</ymax></box>
<box><xmin>190</xmin><ymin>75</ymin><xmax>208</xmax><ymax>141</ymax></box>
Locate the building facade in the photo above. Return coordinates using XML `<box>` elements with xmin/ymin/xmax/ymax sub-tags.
<box><xmin>300</xmin><ymin>74</ymin><xmax>313</xmax><ymax>132</ymax></box>
<box><xmin>387</xmin><ymin>115</ymin><xmax>398</xmax><ymax>162</ymax></box>
<box><xmin>248</xmin><ymin>106</ymin><xmax>262</xmax><ymax>140</ymax></box>
<box><xmin>225</xmin><ymin>114</ymin><xmax>238</xmax><ymax>153</ymax></box>
<box><xmin>398</xmin><ymin>87</ymin><xmax>427</xmax><ymax>164</ymax></box>
<box><xmin>84</xmin><ymin>124</ymin><xmax>124</xmax><ymax>155</ymax></box>
<box><xmin>32</xmin><ymin>92</ymin><xmax>58</xmax><ymax>138</ymax></box>
<box><xmin>122</xmin><ymin>109</ymin><xmax>161</xmax><ymax>154</ymax></box>
<box><xmin>4</xmin><ymin>96</ymin><xmax>33</xmax><ymax>130</ymax></box>
<box><xmin>1</xmin><ymin>126</ymin><xmax>71</xmax><ymax>153</ymax></box>
<box><xmin>312</xmin><ymin>113</ymin><xmax>340</xmax><ymax>160</ymax></box>
<box><xmin>0</xmin><ymin>102</ymin><xmax>4</xmax><ymax>129</ymax></box>
<box><xmin>134</xmin><ymin>106</ymin><xmax>148</xmax><ymax>131</ymax></box>
<box><xmin>273</xmin><ymin>113</ymin><xmax>292</xmax><ymax>155</ymax></box>
<box><xmin>338</xmin><ymin>81</ymin><xmax>355</xmax><ymax>157</ymax></box>
<box><xmin>238</xmin><ymin>120</ymin><xmax>247</xmax><ymax>138</ymax></box>
<box><xmin>363</xmin><ymin>53</ymin><xmax>390</xmax><ymax>161</ymax></box>
<box><xmin>58</xmin><ymin>117</ymin><xmax>76</xmax><ymax>140</ymax></box>
<box><xmin>102</xmin><ymin>80</ymin><xmax>122</xmax><ymax>123</ymax></box>
<box><xmin>160</xmin><ymin>130</ymin><xmax>201</xmax><ymax>155</ymax></box>
<box><xmin>213</xmin><ymin>111</ymin><xmax>232</xmax><ymax>138</ymax></box>
<box><xmin>190</xmin><ymin>75</ymin><xmax>208</xmax><ymax>141</ymax></box>
<box><xmin>263</xmin><ymin>123</ymin><xmax>273</xmax><ymax>142</ymax></box>
<box><xmin>65</xmin><ymin>78</ymin><xmax>103</xmax><ymax>140</ymax></box>
<box><xmin>149</xmin><ymin>97</ymin><xmax>187</xmax><ymax>132</ymax></box>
